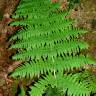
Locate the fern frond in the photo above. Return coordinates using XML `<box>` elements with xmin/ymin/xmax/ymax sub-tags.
<box><xmin>11</xmin><ymin>10</ymin><xmax>69</xmax><ymax>25</ymax></box>
<box><xmin>11</xmin><ymin>0</ymin><xmax>62</xmax><ymax>26</ymax></box>
<box><xmin>11</xmin><ymin>55</ymin><xmax>95</xmax><ymax>78</ymax></box>
<box><xmin>11</xmin><ymin>39</ymin><xmax>88</xmax><ymax>50</ymax></box>
<box><xmin>29</xmin><ymin>73</ymin><xmax>57</xmax><ymax>96</ymax></box>
<box><xmin>10</xmin><ymin>27</ymin><xmax>87</xmax><ymax>42</ymax></box>
<box><xmin>57</xmin><ymin>74</ymin><xmax>90</xmax><ymax>96</ymax></box>
<box><xmin>29</xmin><ymin>73</ymin><xmax>90</xmax><ymax>96</ymax></box>
<box><xmin>9</xmin><ymin>0</ymin><xmax>96</xmax><ymax>95</ymax></box>
<box><xmin>75</xmin><ymin>71</ymin><xmax>96</xmax><ymax>93</ymax></box>
<box><xmin>14</xmin><ymin>0</ymin><xmax>60</xmax><ymax>16</ymax></box>
<box><xmin>12</xmin><ymin>40</ymin><xmax>88</xmax><ymax>60</ymax></box>
<box><xmin>10</xmin><ymin>19</ymin><xmax>74</xmax><ymax>41</ymax></box>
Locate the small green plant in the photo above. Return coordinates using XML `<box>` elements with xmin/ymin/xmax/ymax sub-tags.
<box><xmin>9</xmin><ymin>0</ymin><xmax>96</xmax><ymax>96</ymax></box>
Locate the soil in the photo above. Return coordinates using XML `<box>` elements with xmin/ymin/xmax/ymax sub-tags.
<box><xmin>0</xmin><ymin>0</ymin><xmax>96</xmax><ymax>96</ymax></box>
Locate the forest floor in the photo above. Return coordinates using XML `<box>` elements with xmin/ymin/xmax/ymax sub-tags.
<box><xmin>0</xmin><ymin>0</ymin><xmax>96</xmax><ymax>96</ymax></box>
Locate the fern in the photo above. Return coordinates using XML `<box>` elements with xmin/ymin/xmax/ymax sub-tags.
<box><xmin>29</xmin><ymin>73</ymin><xmax>90</xmax><ymax>96</ymax></box>
<box><xmin>75</xmin><ymin>71</ymin><xmax>96</xmax><ymax>94</ymax></box>
<box><xmin>10</xmin><ymin>0</ymin><xmax>96</xmax><ymax>96</ymax></box>
<box><xmin>11</xmin><ymin>55</ymin><xmax>95</xmax><ymax>78</ymax></box>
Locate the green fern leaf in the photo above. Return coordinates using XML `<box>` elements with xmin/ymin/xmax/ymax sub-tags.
<box><xmin>29</xmin><ymin>73</ymin><xmax>90</xmax><ymax>96</ymax></box>
<box><xmin>11</xmin><ymin>55</ymin><xmax>96</xmax><ymax>78</ymax></box>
